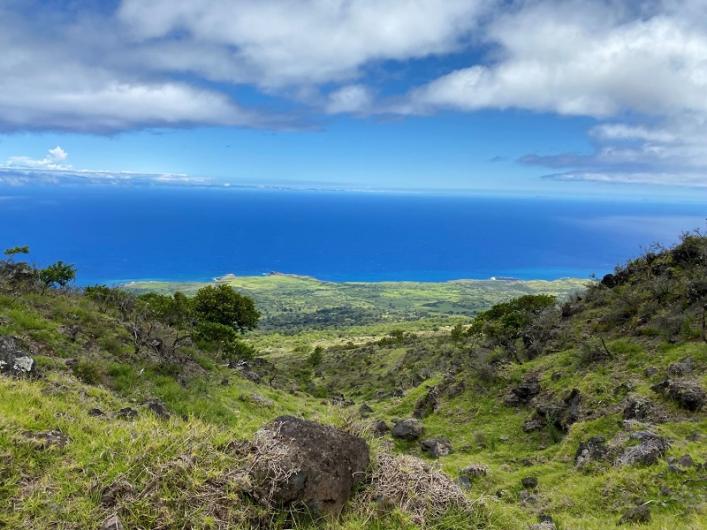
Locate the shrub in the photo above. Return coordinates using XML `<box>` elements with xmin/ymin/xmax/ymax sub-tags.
<box><xmin>222</xmin><ymin>339</ymin><xmax>257</xmax><ymax>362</ymax></box>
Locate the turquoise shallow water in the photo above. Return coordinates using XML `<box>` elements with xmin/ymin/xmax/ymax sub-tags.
<box><xmin>0</xmin><ymin>186</ymin><xmax>704</xmax><ymax>285</ymax></box>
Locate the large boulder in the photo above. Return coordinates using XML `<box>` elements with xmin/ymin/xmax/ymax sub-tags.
<box><xmin>249</xmin><ymin>416</ymin><xmax>369</xmax><ymax>515</ymax></box>
<box><xmin>392</xmin><ymin>418</ymin><xmax>424</xmax><ymax>441</ymax></box>
<box><xmin>0</xmin><ymin>336</ymin><xmax>35</xmax><ymax>377</ymax></box>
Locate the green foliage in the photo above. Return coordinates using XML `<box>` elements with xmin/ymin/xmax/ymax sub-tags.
<box><xmin>450</xmin><ymin>322</ymin><xmax>465</xmax><ymax>342</ymax></box>
<box><xmin>221</xmin><ymin>339</ymin><xmax>257</xmax><ymax>362</ymax></box>
<box><xmin>3</xmin><ymin>245</ymin><xmax>29</xmax><ymax>257</ymax></box>
<box><xmin>192</xmin><ymin>284</ymin><xmax>260</xmax><ymax>333</ymax></box>
<box><xmin>137</xmin><ymin>291</ymin><xmax>193</xmax><ymax>328</ymax></box>
<box><xmin>39</xmin><ymin>261</ymin><xmax>76</xmax><ymax>288</ymax></box>
<box><xmin>308</xmin><ymin>346</ymin><xmax>324</xmax><ymax>367</ymax></box>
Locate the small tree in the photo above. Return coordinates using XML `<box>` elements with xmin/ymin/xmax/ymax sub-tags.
<box><xmin>192</xmin><ymin>284</ymin><xmax>260</xmax><ymax>335</ymax></box>
<box><xmin>39</xmin><ymin>261</ymin><xmax>76</xmax><ymax>289</ymax></box>
<box><xmin>308</xmin><ymin>346</ymin><xmax>324</xmax><ymax>367</ymax></box>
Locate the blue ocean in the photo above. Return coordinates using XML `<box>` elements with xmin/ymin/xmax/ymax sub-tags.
<box><xmin>0</xmin><ymin>186</ymin><xmax>704</xmax><ymax>285</ymax></box>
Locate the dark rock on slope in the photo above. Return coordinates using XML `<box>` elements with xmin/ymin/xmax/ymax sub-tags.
<box><xmin>249</xmin><ymin>416</ymin><xmax>369</xmax><ymax>515</ymax></box>
<box><xmin>392</xmin><ymin>418</ymin><xmax>424</xmax><ymax>440</ymax></box>
<box><xmin>652</xmin><ymin>379</ymin><xmax>705</xmax><ymax>411</ymax></box>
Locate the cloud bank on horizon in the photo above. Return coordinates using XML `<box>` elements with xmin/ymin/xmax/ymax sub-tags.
<box><xmin>2</xmin><ymin>0</ymin><xmax>707</xmax><ymax>189</ymax></box>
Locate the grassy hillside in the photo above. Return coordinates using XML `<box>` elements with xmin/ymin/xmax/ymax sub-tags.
<box><xmin>125</xmin><ymin>274</ymin><xmax>586</xmax><ymax>330</ymax></box>
<box><xmin>1</xmin><ymin>236</ymin><xmax>705</xmax><ymax>529</ymax></box>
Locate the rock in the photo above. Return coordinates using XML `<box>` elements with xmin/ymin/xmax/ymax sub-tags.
<box><xmin>652</xmin><ymin>379</ymin><xmax>705</xmax><ymax>411</ymax></box>
<box><xmin>575</xmin><ymin>436</ymin><xmax>608</xmax><ymax>468</ymax></box>
<box><xmin>615</xmin><ymin>431</ymin><xmax>670</xmax><ymax>466</ymax></box>
<box><xmin>88</xmin><ymin>408</ymin><xmax>105</xmax><ymax>417</ymax></box>
<box><xmin>667</xmin><ymin>357</ymin><xmax>694</xmax><ymax>377</ymax></box>
<box><xmin>504</xmin><ymin>375</ymin><xmax>540</xmax><ymax>406</ymax></box>
<box><xmin>519</xmin><ymin>489</ymin><xmax>537</xmax><ymax>505</ymax></box>
<box><xmin>623</xmin><ymin>395</ymin><xmax>654</xmax><ymax>421</ymax></box>
<box><xmin>522</xmin><ymin>418</ymin><xmax>544</xmax><ymax>432</ymax></box>
<box><xmin>116</xmin><ymin>407</ymin><xmax>138</xmax><ymax>420</ymax></box>
<box><xmin>521</xmin><ymin>476</ymin><xmax>538</xmax><ymax>489</ymax></box>
<box><xmin>619</xmin><ymin>504</ymin><xmax>651</xmax><ymax>525</ymax></box>
<box><xmin>420</xmin><ymin>437</ymin><xmax>452</xmax><ymax>458</ymax></box>
<box><xmin>457</xmin><ymin>476</ymin><xmax>472</xmax><ymax>490</ymax></box>
<box><xmin>22</xmin><ymin>429</ymin><xmax>69</xmax><ymax>449</ymax></box>
<box><xmin>413</xmin><ymin>385</ymin><xmax>440</xmax><ymax>418</ymax></box>
<box><xmin>241</xmin><ymin>393</ymin><xmax>274</xmax><ymax>408</ymax></box>
<box><xmin>249</xmin><ymin>416</ymin><xmax>369</xmax><ymax>515</ymax></box>
<box><xmin>145</xmin><ymin>399</ymin><xmax>170</xmax><ymax>419</ymax></box>
<box><xmin>444</xmin><ymin>381</ymin><xmax>465</xmax><ymax>398</ymax></box>
<box><xmin>370</xmin><ymin>419</ymin><xmax>390</xmax><ymax>437</ymax></box>
<box><xmin>678</xmin><ymin>454</ymin><xmax>694</xmax><ymax>467</ymax></box>
<box><xmin>392</xmin><ymin>387</ymin><xmax>405</xmax><ymax>398</ymax></box>
<box><xmin>460</xmin><ymin>463</ymin><xmax>488</xmax><ymax>478</ymax></box>
<box><xmin>101</xmin><ymin>514</ymin><xmax>124</xmax><ymax>530</ymax></box>
<box><xmin>643</xmin><ymin>367</ymin><xmax>658</xmax><ymax>377</ymax></box>
<box><xmin>529</xmin><ymin>519</ymin><xmax>556</xmax><ymax>530</ymax></box>
<box><xmin>359</xmin><ymin>403</ymin><xmax>374</xmax><ymax>418</ymax></box>
<box><xmin>392</xmin><ymin>418</ymin><xmax>423</xmax><ymax>441</ymax></box>
<box><xmin>528</xmin><ymin>389</ymin><xmax>581</xmax><ymax>433</ymax></box>
<box><xmin>0</xmin><ymin>336</ymin><xmax>36</xmax><ymax>377</ymax></box>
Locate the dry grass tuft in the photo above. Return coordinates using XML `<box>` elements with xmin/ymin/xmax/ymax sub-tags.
<box><xmin>360</xmin><ymin>449</ymin><xmax>473</xmax><ymax>525</ymax></box>
<box><xmin>246</xmin><ymin>424</ymin><xmax>301</xmax><ymax>506</ymax></box>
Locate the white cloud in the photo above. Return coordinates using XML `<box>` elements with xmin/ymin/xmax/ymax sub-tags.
<box><xmin>6</xmin><ymin>146</ymin><xmax>71</xmax><ymax>170</ymax></box>
<box><xmin>118</xmin><ymin>0</ymin><xmax>490</xmax><ymax>87</ymax></box>
<box><xmin>326</xmin><ymin>85</ymin><xmax>373</xmax><ymax>114</ymax></box>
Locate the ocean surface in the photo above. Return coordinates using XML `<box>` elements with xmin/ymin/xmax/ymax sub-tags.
<box><xmin>0</xmin><ymin>186</ymin><xmax>704</xmax><ymax>285</ymax></box>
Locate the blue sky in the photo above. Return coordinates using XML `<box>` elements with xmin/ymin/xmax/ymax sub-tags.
<box><xmin>1</xmin><ymin>0</ymin><xmax>707</xmax><ymax>200</ymax></box>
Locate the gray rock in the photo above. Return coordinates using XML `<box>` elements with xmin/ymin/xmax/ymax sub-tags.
<box><xmin>359</xmin><ymin>403</ymin><xmax>374</xmax><ymax>418</ymax></box>
<box><xmin>678</xmin><ymin>454</ymin><xmax>694</xmax><ymax>468</ymax></box>
<box><xmin>145</xmin><ymin>399</ymin><xmax>170</xmax><ymax>419</ymax></box>
<box><xmin>460</xmin><ymin>463</ymin><xmax>488</xmax><ymax>478</ymax></box>
<box><xmin>667</xmin><ymin>357</ymin><xmax>694</xmax><ymax>377</ymax></box>
<box><xmin>457</xmin><ymin>476</ymin><xmax>472</xmax><ymax>490</ymax></box>
<box><xmin>504</xmin><ymin>375</ymin><xmax>540</xmax><ymax>406</ymax></box>
<box><xmin>623</xmin><ymin>395</ymin><xmax>654</xmax><ymax>421</ymax></box>
<box><xmin>644</xmin><ymin>367</ymin><xmax>658</xmax><ymax>377</ymax></box>
<box><xmin>117</xmin><ymin>407</ymin><xmax>138</xmax><ymax>420</ymax></box>
<box><xmin>521</xmin><ymin>476</ymin><xmax>538</xmax><ymax>489</ymax></box>
<box><xmin>249</xmin><ymin>416</ymin><xmax>369</xmax><ymax>515</ymax></box>
<box><xmin>0</xmin><ymin>336</ymin><xmax>35</xmax><ymax>377</ymax></box>
<box><xmin>619</xmin><ymin>504</ymin><xmax>650</xmax><ymax>524</ymax></box>
<box><xmin>370</xmin><ymin>419</ymin><xmax>390</xmax><ymax>437</ymax></box>
<box><xmin>88</xmin><ymin>408</ymin><xmax>105</xmax><ymax>417</ymax></box>
<box><xmin>575</xmin><ymin>436</ymin><xmax>608</xmax><ymax>468</ymax></box>
<box><xmin>413</xmin><ymin>385</ymin><xmax>440</xmax><ymax>418</ymax></box>
<box><xmin>392</xmin><ymin>418</ymin><xmax>423</xmax><ymax>441</ymax></box>
<box><xmin>615</xmin><ymin>431</ymin><xmax>670</xmax><ymax>466</ymax></box>
<box><xmin>22</xmin><ymin>429</ymin><xmax>69</xmax><ymax>449</ymax></box>
<box><xmin>652</xmin><ymin>379</ymin><xmax>705</xmax><ymax>411</ymax></box>
<box><xmin>420</xmin><ymin>437</ymin><xmax>452</xmax><ymax>458</ymax></box>
<box><xmin>529</xmin><ymin>523</ymin><xmax>556</xmax><ymax>530</ymax></box>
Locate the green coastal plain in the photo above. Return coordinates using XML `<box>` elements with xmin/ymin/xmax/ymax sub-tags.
<box><xmin>1</xmin><ymin>239</ymin><xmax>706</xmax><ymax>529</ymax></box>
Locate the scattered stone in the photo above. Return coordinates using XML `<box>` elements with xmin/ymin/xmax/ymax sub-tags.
<box><xmin>457</xmin><ymin>476</ymin><xmax>472</xmax><ymax>490</ymax></box>
<box><xmin>460</xmin><ymin>463</ymin><xmax>488</xmax><ymax>478</ymax></box>
<box><xmin>101</xmin><ymin>480</ymin><xmax>135</xmax><ymax>507</ymax></box>
<box><xmin>678</xmin><ymin>454</ymin><xmax>694</xmax><ymax>468</ymax></box>
<box><xmin>519</xmin><ymin>489</ymin><xmax>537</xmax><ymax>505</ymax></box>
<box><xmin>101</xmin><ymin>515</ymin><xmax>124</xmax><ymax>530</ymax></box>
<box><xmin>359</xmin><ymin>403</ymin><xmax>374</xmax><ymax>418</ymax></box>
<box><xmin>521</xmin><ymin>476</ymin><xmax>538</xmax><ymax>489</ymax></box>
<box><xmin>575</xmin><ymin>436</ymin><xmax>608</xmax><ymax>468</ymax></box>
<box><xmin>504</xmin><ymin>375</ymin><xmax>540</xmax><ymax>406</ymax></box>
<box><xmin>652</xmin><ymin>379</ymin><xmax>705</xmax><ymax>411</ymax></box>
<box><xmin>643</xmin><ymin>367</ymin><xmax>658</xmax><ymax>377</ymax></box>
<box><xmin>88</xmin><ymin>408</ymin><xmax>105</xmax><ymax>417</ymax></box>
<box><xmin>392</xmin><ymin>387</ymin><xmax>405</xmax><ymax>398</ymax></box>
<box><xmin>22</xmin><ymin>429</ymin><xmax>69</xmax><ymax>449</ymax></box>
<box><xmin>64</xmin><ymin>358</ymin><xmax>78</xmax><ymax>368</ymax></box>
<box><xmin>241</xmin><ymin>393</ymin><xmax>274</xmax><ymax>408</ymax></box>
<box><xmin>529</xmin><ymin>521</ymin><xmax>556</xmax><ymax>530</ymax></box>
<box><xmin>392</xmin><ymin>418</ymin><xmax>423</xmax><ymax>441</ymax></box>
<box><xmin>220</xmin><ymin>378</ymin><xmax>230</xmax><ymax>386</ymax></box>
<box><xmin>615</xmin><ymin>431</ymin><xmax>670</xmax><ymax>466</ymax></box>
<box><xmin>0</xmin><ymin>336</ymin><xmax>36</xmax><ymax>377</ymax></box>
<box><xmin>619</xmin><ymin>504</ymin><xmax>651</xmax><ymax>525</ymax></box>
<box><xmin>623</xmin><ymin>395</ymin><xmax>654</xmax><ymax>421</ymax></box>
<box><xmin>145</xmin><ymin>399</ymin><xmax>170</xmax><ymax>419</ymax></box>
<box><xmin>420</xmin><ymin>437</ymin><xmax>452</xmax><ymax>458</ymax></box>
<box><xmin>527</xmin><ymin>389</ymin><xmax>581</xmax><ymax>433</ymax></box>
<box><xmin>667</xmin><ymin>357</ymin><xmax>694</xmax><ymax>377</ymax></box>
<box><xmin>116</xmin><ymin>407</ymin><xmax>138</xmax><ymax>420</ymax></box>
<box><xmin>413</xmin><ymin>385</ymin><xmax>440</xmax><ymax>418</ymax></box>
<box><xmin>614</xmin><ymin>381</ymin><xmax>635</xmax><ymax>396</ymax></box>
<box><xmin>522</xmin><ymin>418</ymin><xmax>544</xmax><ymax>433</ymax></box>
<box><xmin>370</xmin><ymin>419</ymin><xmax>390</xmax><ymax>437</ymax></box>
<box><xmin>248</xmin><ymin>415</ymin><xmax>369</xmax><ymax>515</ymax></box>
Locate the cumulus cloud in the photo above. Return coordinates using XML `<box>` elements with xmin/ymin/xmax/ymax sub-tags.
<box><xmin>326</xmin><ymin>85</ymin><xmax>373</xmax><ymax>114</ymax></box>
<box><xmin>0</xmin><ymin>146</ymin><xmax>208</xmax><ymax>186</ymax></box>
